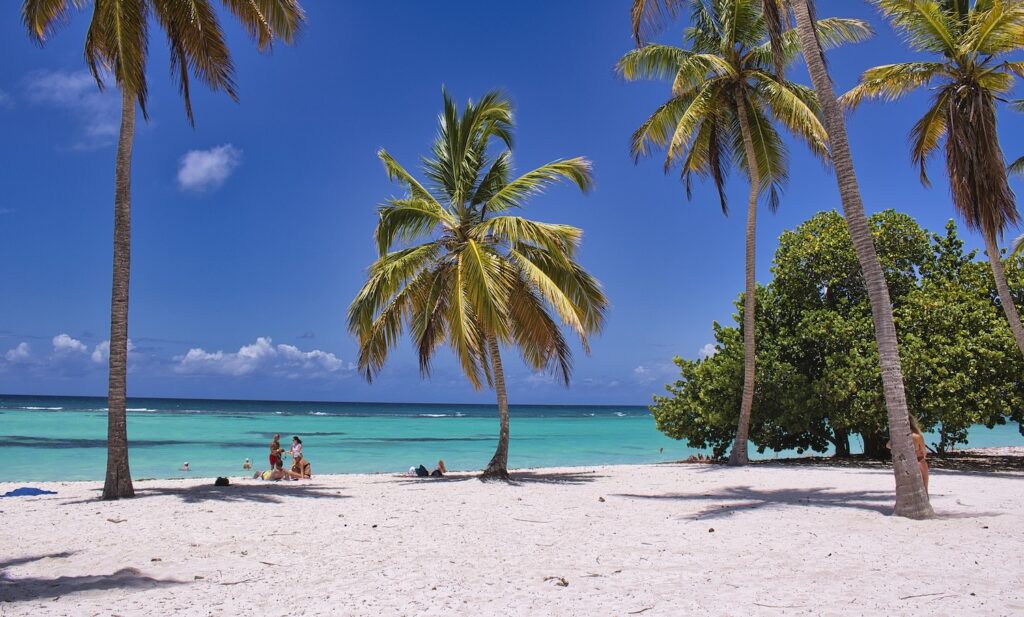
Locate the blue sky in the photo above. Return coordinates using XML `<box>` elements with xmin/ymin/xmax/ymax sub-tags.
<box><xmin>0</xmin><ymin>2</ymin><xmax>1021</xmax><ymax>405</ymax></box>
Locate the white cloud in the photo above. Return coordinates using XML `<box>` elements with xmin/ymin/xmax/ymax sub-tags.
<box><xmin>91</xmin><ymin>339</ymin><xmax>135</xmax><ymax>364</ymax></box>
<box><xmin>25</xmin><ymin>70</ymin><xmax>119</xmax><ymax>149</ymax></box>
<box><xmin>4</xmin><ymin>342</ymin><xmax>31</xmax><ymax>363</ymax></box>
<box><xmin>177</xmin><ymin>144</ymin><xmax>242</xmax><ymax>192</ymax></box>
<box><xmin>174</xmin><ymin>337</ymin><xmax>345</xmax><ymax>379</ymax></box>
<box><xmin>52</xmin><ymin>333</ymin><xmax>87</xmax><ymax>354</ymax></box>
<box><xmin>633</xmin><ymin>362</ymin><xmax>676</xmax><ymax>385</ymax></box>
<box><xmin>699</xmin><ymin>343</ymin><xmax>718</xmax><ymax>358</ymax></box>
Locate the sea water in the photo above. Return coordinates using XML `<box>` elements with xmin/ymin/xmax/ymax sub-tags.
<box><xmin>2</xmin><ymin>394</ymin><xmax>1022</xmax><ymax>482</ymax></box>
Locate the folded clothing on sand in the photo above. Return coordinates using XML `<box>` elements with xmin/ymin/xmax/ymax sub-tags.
<box><xmin>2</xmin><ymin>487</ymin><xmax>57</xmax><ymax>497</ymax></box>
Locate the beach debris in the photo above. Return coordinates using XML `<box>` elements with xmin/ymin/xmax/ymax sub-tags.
<box><xmin>194</xmin><ymin>575</ymin><xmax>205</xmax><ymax>580</ymax></box>
<box><xmin>543</xmin><ymin>576</ymin><xmax>569</xmax><ymax>587</ymax></box>
<box><xmin>628</xmin><ymin>607</ymin><xmax>654</xmax><ymax>615</ymax></box>
<box><xmin>106</xmin><ymin>518</ymin><xmax>127</xmax><ymax>524</ymax></box>
<box><xmin>150</xmin><ymin>558</ymin><xmax>162</xmax><ymax>562</ymax></box>
<box><xmin>598</xmin><ymin>496</ymin><xmax>605</xmax><ymax>502</ymax></box>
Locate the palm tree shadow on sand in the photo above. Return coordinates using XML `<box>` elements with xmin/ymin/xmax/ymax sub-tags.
<box><xmin>614</xmin><ymin>486</ymin><xmax>1007</xmax><ymax>520</ymax></box>
<box><xmin>62</xmin><ymin>482</ymin><xmax>350</xmax><ymax>505</ymax></box>
<box><xmin>0</xmin><ymin>552</ymin><xmax>185</xmax><ymax>603</ymax></box>
<box><xmin>392</xmin><ymin>470</ymin><xmax>606</xmax><ymax>486</ymax></box>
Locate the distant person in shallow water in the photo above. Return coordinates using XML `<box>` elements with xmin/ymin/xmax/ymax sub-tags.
<box><xmin>180</xmin><ymin>462</ymin><xmax>190</xmax><ymax>472</ymax></box>
<box><xmin>242</xmin><ymin>458</ymin><xmax>252</xmax><ymax>470</ymax></box>
<box><xmin>269</xmin><ymin>434</ymin><xmax>284</xmax><ymax>469</ymax></box>
<box><xmin>888</xmin><ymin>415</ymin><xmax>930</xmax><ymax>494</ymax></box>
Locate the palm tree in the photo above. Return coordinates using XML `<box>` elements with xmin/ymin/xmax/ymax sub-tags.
<box><xmin>348</xmin><ymin>90</ymin><xmax>608</xmax><ymax>480</ymax></box>
<box><xmin>632</xmin><ymin>0</ymin><xmax>934</xmax><ymax>518</ymax></box>
<box><xmin>842</xmin><ymin>0</ymin><xmax>1024</xmax><ymax>358</ymax></box>
<box><xmin>619</xmin><ymin>0</ymin><xmax>867</xmax><ymax>465</ymax></box>
<box><xmin>24</xmin><ymin>0</ymin><xmax>305</xmax><ymax>500</ymax></box>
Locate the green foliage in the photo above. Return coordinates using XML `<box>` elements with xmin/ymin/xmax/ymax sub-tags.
<box><xmin>652</xmin><ymin>211</ymin><xmax>1024</xmax><ymax>456</ymax></box>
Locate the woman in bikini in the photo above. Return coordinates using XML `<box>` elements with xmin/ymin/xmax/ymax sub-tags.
<box><xmin>887</xmin><ymin>415</ymin><xmax>929</xmax><ymax>494</ymax></box>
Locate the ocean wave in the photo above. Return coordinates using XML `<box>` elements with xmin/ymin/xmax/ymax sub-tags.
<box><xmin>418</xmin><ymin>413</ymin><xmax>451</xmax><ymax>418</ymax></box>
<box><xmin>21</xmin><ymin>406</ymin><xmax>64</xmax><ymax>411</ymax></box>
<box><xmin>127</xmin><ymin>408</ymin><xmax>159</xmax><ymax>412</ymax></box>
<box><xmin>309</xmin><ymin>412</ymin><xmax>329</xmax><ymax>416</ymax></box>
<box><xmin>614</xmin><ymin>412</ymin><xmax>626</xmax><ymax>417</ymax></box>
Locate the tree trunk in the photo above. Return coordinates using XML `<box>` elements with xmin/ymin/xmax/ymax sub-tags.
<box><xmin>984</xmin><ymin>228</ymin><xmax>1024</xmax><ymax>356</ymax></box>
<box><xmin>861</xmin><ymin>431</ymin><xmax>889</xmax><ymax>461</ymax></box>
<box><xmin>794</xmin><ymin>0</ymin><xmax>931</xmax><ymax>518</ymax></box>
<box><xmin>102</xmin><ymin>89</ymin><xmax>137</xmax><ymax>501</ymax></box>
<box><xmin>833</xmin><ymin>427</ymin><xmax>850</xmax><ymax>458</ymax></box>
<box><xmin>727</xmin><ymin>94</ymin><xmax>760</xmax><ymax>466</ymax></box>
<box><xmin>481</xmin><ymin>335</ymin><xmax>511</xmax><ymax>480</ymax></box>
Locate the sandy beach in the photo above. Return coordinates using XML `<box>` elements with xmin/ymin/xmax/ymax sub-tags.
<box><xmin>2</xmin><ymin>455</ymin><xmax>1023</xmax><ymax>616</ymax></box>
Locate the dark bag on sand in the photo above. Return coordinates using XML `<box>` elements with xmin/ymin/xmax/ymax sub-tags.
<box><xmin>214</xmin><ymin>477</ymin><xmax>230</xmax><ymax>486</ymax></box>
<box><xmin>430</xmin><ymin>469</ymin><xmax>443</xmax><ymax>477</ymax></box>
<box><xmin>415</xmin><ymin>465</ymin><xmax>430</xmax><ymax>477</ymax></box>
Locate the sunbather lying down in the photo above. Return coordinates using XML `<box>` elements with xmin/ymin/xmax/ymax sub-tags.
<box><xmin>254</xmin><ymin>461</ymin><xmax>308</xmax><ymax>481</ymax></box>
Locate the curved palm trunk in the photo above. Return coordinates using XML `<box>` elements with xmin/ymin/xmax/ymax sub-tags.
<box><xmin>481</xmin><ymin>335</ymin><xmax>511</xmax><ymax>480</ymax></box>
<box><xmin>794</xmin><ymin>0</ymin><xmax>931</xmax><ymax>518</ymax></box>
<box><xmin>984</xmin><ymin>229</ymin><xmax>1024</xmax><ymax>355</ymax></box>
<box><xmin>102</xmin><ymin>89</ymin><xmax>137</xmax><ymax>501</ymax></box>
<box><xmin>728</xmin><ymin>95</ymin><xmax>760</xmax><ymax>466</ymax></box>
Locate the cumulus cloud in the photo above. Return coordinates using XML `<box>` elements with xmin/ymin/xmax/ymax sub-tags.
<box><xmin>174</xmin><ymin>337</ymin><xmax>345</xmax><ymax>379</ymax></box>
<box><xmin>25</xmin><ymin>70</ymin><xmax>119</xmax><ymax>149</ymax></box>
<box><xmin>698</xmin><ymin>343</ymin><xmax>718</xmax><ymax>358</ymax></box>
<box><xmin>633</xmin><ymin>362</ymin><xmax>676</xmax><ymax>385</ymax></box>
<box><xmin>177</xmin><ymin>144</ymin><xmax>242</xmax><ymax>192</ymax></box>
<box><xmin>4</xmin><ymin>342</ymin><xmax>31</xmax><ymax>363</ymax></box>
<box><xmin>52</xmin><ymin>333</ymin><xmax>87</xmax><ymax>354</ymax></box>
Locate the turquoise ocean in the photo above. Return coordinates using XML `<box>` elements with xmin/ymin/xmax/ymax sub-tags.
<box><xmin>3</xmin><ymin>394</ymin><xmax>1023</xmax><ymax>482</ymax></box>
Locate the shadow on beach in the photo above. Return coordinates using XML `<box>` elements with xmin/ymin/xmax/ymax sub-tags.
<box><xmin>391</xmin><ymin>469</ymin><xmax>606</xmax><ymax>486</ymax></box>
<box><xmin>62</xmin><ymin>482</ymin><xmax>350</xmax><ymax>505</ymax></box>
<box><xmin>0</xmin><ymin>553</ymin><xmax>184</xmax><ymax>603</ymax></box>
<box><xmin>613</xmin><ymin>485</ymin><xmax>895</xmax><ymax>518</ymax></box>
<box><xmin>747</xmin><ymin>452</ymin><xmax>1024</xmax><ymax>478</ymax></box>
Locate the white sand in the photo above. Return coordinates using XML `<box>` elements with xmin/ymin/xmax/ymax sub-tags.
<box><xmin>1</xmin><ymin>460</ymin><xmax>1023</xmax><ymax>616</ymax></box>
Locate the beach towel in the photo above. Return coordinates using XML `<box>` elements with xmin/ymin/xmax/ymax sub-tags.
<box><xmin>1</xmin><ymin>487</ymin><xmax>57</xmax><ymax>497</ymax></box>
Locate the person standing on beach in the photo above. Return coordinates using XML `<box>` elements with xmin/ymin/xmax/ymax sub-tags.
<box><xmin>269</xmin><ymin>434</ymin><xmax>284</xmax><ymax>470</ymax></box>
<box><xmin>290</xmin><ymin>436</ymin><xmax>303</xmax><ymax>461</ymax></box>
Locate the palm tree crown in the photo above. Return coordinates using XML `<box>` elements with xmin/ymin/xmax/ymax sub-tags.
<box><xmin>842</xmin><ymin>0</ymin><xmax>1024</xmax><ymax>238</ymax></box>
<box><xmin>23</xmin><ymin>0</ymin><xmax>304</xmax><ymax>123</ymax></box>
<box><xmin>349</xmin><ymin>90</ymin><xmax>607</xmax><ymax>393</ymax></box>
<box><xmin>618</xmin><ymin>0</ymin><xmax>868</xmax><ymax>211</ymax></box>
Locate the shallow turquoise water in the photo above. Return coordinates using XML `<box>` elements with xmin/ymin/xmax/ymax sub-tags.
<box><xmin>2</xmin><ymin>395</ymin><xmax>1022</xmax><ymax>481</ymax></box>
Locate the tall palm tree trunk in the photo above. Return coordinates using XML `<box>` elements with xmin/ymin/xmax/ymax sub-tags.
<box><xmin>793</xmin><ymin>0</ymin><xmax>931</xmax><ymax>518</ymax></box>
<box><xmin>728</xmin><ymin>94</ymin><xmax>760</xmax><ymax>466</ymax></box>
<box><xmin>482</xmin><ymin>335</ymin><xmax>511</xmax><ymax>480</ymax></box>
<box><xmin>983</xmin><ymin>228</ymin><xmax>1024</xmax><ymax>355</ymax></box>
<box><xmin>102</xmin><ymin>89</ymin><xmax>137</xmax><ymax>501</ymax></box>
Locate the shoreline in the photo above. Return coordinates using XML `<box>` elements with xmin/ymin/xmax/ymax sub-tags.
<box><xmin>7</xmin><ymin>445</ymin><xmax>1022</xmax><ymax>488</ymax></box>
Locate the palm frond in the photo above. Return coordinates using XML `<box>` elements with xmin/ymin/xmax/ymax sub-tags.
<box><xmin>962</xmin><ymin>1</ymin><xmax>1024</xmax><ymax>55</ymax></box>
<box><xmin>513</xmin><ymin>245</ymin><xmax>608</xmax><ymax>337</ymax></box>
<box><xmin>910</xmin><ymin>87</ymin><xmax>951</xmax><ymax>186</ymax></box>
<box><xmin>482</xmin><ymin>158</ymin><xmax>593</xmax><ymax>215</ymax></box>
<box><xmin>1010</xmin><ymin>155</ymin><xmax>1024</xmax><ymax>176</ymax></box>
<box><xmin>475</xmin><ymin>216</ymin><xmax>583</xmax><ymax>257</ymax></box>
<box><xmin>631</xmin><ymin>0</ymin><xmax>685</xmax><ymax>46</ymax></box>
<box><xmin>733</xmin><ymin>98</ymin><xmax>788</xmax><ymax>211</ymax></box>
<box><xmin>374</xmin><ymin>198</ymin><xmax>455</xmax><ymax>255</ymax></box>
<box><xmin>1010</xmin><ymin>233</ymin><xmax>1024</xmax><ymax>258</ymax></box>
<box><xmin>874</xmin><ymin>0</ymin><xmax>959</xmax><ymax>55</ymax></box>
<box><xmin>750</xmin><ymin>71</ymin><xmax>828</xmax><ymax>160</ymax></box>
<box><xmin>22</xmin><ymin>0</ymin><xmax>82</xmax><ymax>43</ymax></box>
<box><xmin>378</xmin><ymin>149</ymin><xmax>445</xmax><ymax>211</ymax></box>
<box><xmin>506</xmin><ymin>272</ymin><xmax>573</xmax><ymax>385</ymax></box>
<box><xmin>86</xmin><ymin>0</ymin><xmax>150</xmax><ymax>116</ymax></box>
<box><xmin>841</xmin><ymin>62</ymin><xmax>945</xmax><ymax>109</ymax></box>
<box><xmin>220</xmin><ymin>0</ymin><xmax>304</xmax><ymax>50</ymax></box>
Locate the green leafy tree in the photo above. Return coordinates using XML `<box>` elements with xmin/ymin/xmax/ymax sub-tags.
<box><xmin>618</xmin><ymin>0</ymin><xmax>867</xmax><ymax>465</ymax></box>
<box><xmin>843</xmin><ymin>0</ymin><xmax>1024</xmax><ymax>358</ymax></box>
<box><xmin>23</xmin><ymin>0</ymin><xmax>304</xmax><ymax>500</ymax></box>
<box><xmin>652</xmin><ymin>211</ymin><xmax>1024</xmax><ymax>460</ymax></box>
<box><xmin>348</xmin><ymin>91</ymin><xmax>608</xmax><ymax>479</ymax></box>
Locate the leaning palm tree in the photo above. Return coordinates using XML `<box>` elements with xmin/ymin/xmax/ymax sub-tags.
<box><xmin>619</xmin><ymin>0</ymin><xmax>867</xmax><ymax>465</ymax></box>
<box><xmin>632</xmin><ymin>0</ymin><xmax>934</xmax><ymax>518</ymax></box>
<box><xmin>348</xmin><ymin>90</ymin><xmax>607</xmax><ymax>480</ymax></box>
<box><xmin>24</xmin><ymin>0</ymin><xmax>304</xmax><ymax>500</ymax></box>
<box><xmin>842</xmin><ymin>0</ymin><xmax>1024</xmax><ymax>358</ymax></box>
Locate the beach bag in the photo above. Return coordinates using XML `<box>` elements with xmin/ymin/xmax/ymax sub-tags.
<box><xmin>214</xmin><ymin>477</ymin><xmax>230</xmax><ymax>486</ymax></box>
<box><xmin>416</xmin><ymin>465</ymin><xmax>429</xmax><ymax>477</ymax></box>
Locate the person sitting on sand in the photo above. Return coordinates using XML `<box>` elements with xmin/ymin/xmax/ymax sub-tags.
<box><xmin>242</xmin><ymin>458</ymin><xmax>252</xmax><ymax>470</ymax></box>
<box><xmin>269</xmin><ymin>434</ymin><xmax>284</xmax><ymax>469</ymax></box>
<box><xmin>292</xmin><ymin>455</ymin><xmax>312</xmax><ymax>479</ymax></box>
<box><xmin>254</xmin><ymin>460</ymin><xmax>307</xmax><ymax>481</ymax></box>
<box><xmin>887</xmin><ymin>415</ymin><xmax>930</xmax><ymax>494</ymax></box>
<box><xmin>431</xmin><ymin>459</ymin><xmax>447</xmax><ymax>477</ymax></box>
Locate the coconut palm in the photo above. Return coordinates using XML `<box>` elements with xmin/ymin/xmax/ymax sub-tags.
<box><xmin>618</xmin><ymin>0</ymin><xmax>868</xmax><ymax>465</ymax></box>
<box><xmin>632</xmin><ymin>0</ymin><xmax>934</xmax><ymax>518</ymax></box>
<box><xmin>23</xmin><ymin>0</ymin><xmax>304</xmax><ymax>500</ymax></box>
<box><xmin>843</xmin><ymin>0</ymin><xmax>1024</xmax><ymax>358</ymax></box>
<box><xmin>348</xmin><ymin>90</ymin><xmax>607</xmax><ymax>480</ymax></box>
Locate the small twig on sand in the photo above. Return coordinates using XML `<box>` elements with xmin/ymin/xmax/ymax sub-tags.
<box><xmin>220</xmin><ymin>579</ymin><xmax>253</xmax><ymax>586</ymax></box>
<box><xmin>268</xmin><ymin>532</ymin><xmax>298</xmax><ymax>536</ymax></box>
<box><xmin>753</xmin><ymin>603</ymin><xmax>805</xmax><ymax>609</ymax></box>
<box><xmin>258</xmin><ymin>561</ymin><xmax>280</xmax><ymax>567</ymax></box>
<box><xmin>513</xmin><ymin>518</ymin><xmax>551</xmax><ymax>523</ymax></box>
<box><xmin>628</xmin><ymin>607</ymin><xmax>654</xmax><ymax>615</ymax></box>
<box><xmin>900</xmin><ymin>592</ymin><xmax>945</xmax><ymax>600</ymax></box>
